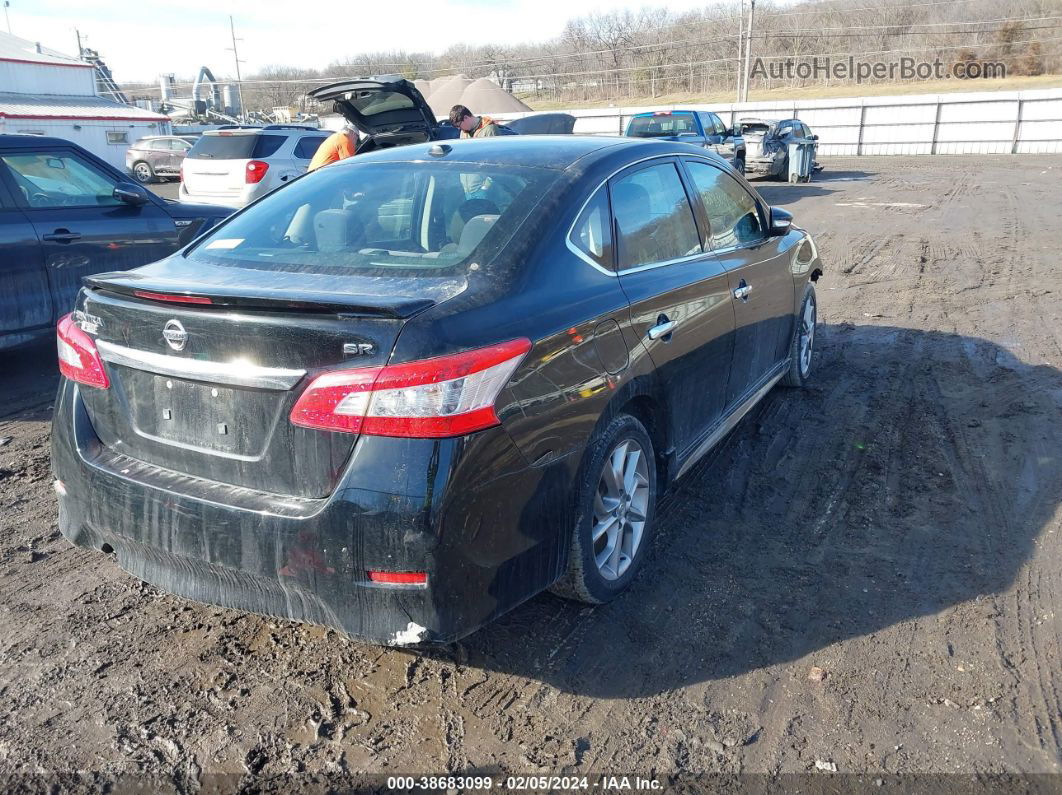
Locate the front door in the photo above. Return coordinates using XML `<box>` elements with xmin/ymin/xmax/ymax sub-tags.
<box><xmin>0</xmin><ymin>145</ymin><xmax>178</xmax><ymax>320</ymax></box>
<box><xmin>0</xmin><ymin>178</ymin><xmax>50</xmax><ymax>342</ymax></box>
<box><xmin>609</xmin><ymin>158</ymin><xmax>736</xmax><ymax>454</ymax></box>
<box><xmin>681</xmin><ymin>158</ymin><xmax>794</xmax><ymax>408</ymax></box>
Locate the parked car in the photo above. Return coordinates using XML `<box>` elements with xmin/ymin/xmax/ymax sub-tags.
<box><xmin>507</xmin><ymin>113</ymin><xmax>577</xmax><ymax>135</ymax></box>
<box><xmin>0</xmin><ymin>134</ymin><xmax>232</xmax><ymax>351</ymax></box>
<box><xmin>739</xmin><ymin>118</ymin><xmax>822</xmax><ymax>180</ymax></box>
<box><xmin>125</xmin><ymin>135</ymin><xmax>199</xmax><ymax>184</ymax></box>
<box><xmin>51</xmin><ymin>136</ymin><xmax>823</xmax><ymax>645</ymax></box>
<box><xmin>178</xmin><ymin>125</ymin><xmax>331</xmax><ymax>208</ymax></box>
<box><xmin>309</xmin><ymin>76</ymin><xmax>516</xmax><ymax>151</ymax></box>
<box><xmin>625</xmin><ymin>110</ymin><xmax>746</xmax><ymax>173</ymax></box>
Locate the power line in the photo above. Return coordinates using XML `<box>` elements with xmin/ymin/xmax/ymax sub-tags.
<box><xmin>124</xmin><ymin>33</ymin><xmax>1061</xmax><ymax>95</ymax></box>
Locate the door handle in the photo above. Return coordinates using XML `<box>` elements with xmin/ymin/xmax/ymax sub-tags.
<box><xmin>647</xmin><ymin>319</ymin><xmax>678</xmax><ymax>340</ymax></box>
<box><xmin>43</xmin><ymin>230</ymin><xmax>82</xmax><ymax>243</ymax></box>
<box><xmin>733</xmin><ymin>282</ymin><xmax>753</xmax><ymax>301</ymax></box>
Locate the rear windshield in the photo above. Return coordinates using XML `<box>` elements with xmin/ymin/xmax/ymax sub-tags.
<box><xmin>350</xmin><ymin>89</ymin><xmax>415</xmax><ymax>119</ymax></box>
<box><xmin>188</xmin><ymin>160</ymin><xmax>558</xmax><ymax>275</ymax></box>
<box><xmin>626</xmin><ymin>112</ymin><xmax>696</xmax><ymax>138</ymax></box>
<box><xmin>186</xmin><ymin>133</ymin><xmax>285</xmax><ymax>160</ymax></box>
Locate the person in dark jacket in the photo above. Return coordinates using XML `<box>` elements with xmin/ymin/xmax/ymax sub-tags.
<box><xmin>449</xmin><ymin>105</ymin><xmax>501</xmax><ymax>138</ymax></box>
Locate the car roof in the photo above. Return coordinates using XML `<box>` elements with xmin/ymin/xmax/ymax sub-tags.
<box><xmin>333</xmin><ymin>135</ymin><xmax>722</xmax><ymax>172</ymax></box>
<box><xmin>0</xmin><ymin>133</ymin><xmax>88</xmax><ymax>148</ymax></box>
<box><xmin>632</xmin><ymin>110</ymin><xmax>697</xmax><ymax>116</ymax></box>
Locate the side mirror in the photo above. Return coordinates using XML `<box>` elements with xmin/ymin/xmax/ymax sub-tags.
<box><xmin>769</xmin><ymin>206</ymin><xmax>793</xmax><ymax>236</ymax></box>
<box><xmin>810</xmin><ymin>134</ymin><xmax>819</xmax><ymax>141</ymax></box>
<box><xmin>113</xmin><ymin>182</ymin><xmax>149</xmax><ymax>207</ymax></box>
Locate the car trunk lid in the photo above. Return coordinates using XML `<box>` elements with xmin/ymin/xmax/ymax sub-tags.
<box><xmin>181</xmin><ymin>132</ymin><xmax>281</xmax><ymax>197</ymax></box>
<box><xmin>308</xmin><ymin>77</ymin><xmax>437</xmax><ymax>148</ymax></box>
<box><xmin>76</xmin><ymin>262</ymin><xmax>464</xmax><ymax>498</ymax></box>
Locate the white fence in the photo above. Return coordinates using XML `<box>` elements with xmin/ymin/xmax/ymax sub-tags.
<box><xmin>496</xmin><ymin>87</ymin><xmax>1062</xmax><ymax>156</ymax></box>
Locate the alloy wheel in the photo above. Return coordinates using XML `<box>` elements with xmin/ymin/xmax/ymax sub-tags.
<box><xmin>799</xmin><ymin>294</ymin><xmax>816</xmax><ymax>376</ymax></box>
<box><xmin>592</xmin><ymin>438</ymin><xmax>650</xmax><ymax>581</ymax></box>
<box><xmin>133</xmin><ymin>163</ymin><xmax>152</xmax><ymax>183</ymax></box>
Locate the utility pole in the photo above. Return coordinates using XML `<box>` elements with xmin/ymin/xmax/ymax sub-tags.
<box><xmin>227</xmin><ymin>16</ymin><xmax>247</xmax><ymax>122</ymax></box>
<box><xmin>75</xmin><ymin>27</ymin><xmax>83</xmax><ymax>58</ymax></box>
<box><xmin>4</xmin><ymin>2</ymin><xmax>12</xmax><ymax>36</ymax></box>
<box><xmin>735</xmin><ymin>0</ymin><xmax>744</xmax><ymax>103</ymax></box>
<box><xmin>741</xmin><ymin>0</ymin><xmax>756</xmax><ymax>103</ymax></box>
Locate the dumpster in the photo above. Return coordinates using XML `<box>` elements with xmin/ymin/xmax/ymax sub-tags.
<box><xmin>787</xmin><ymin>139</ymin><xmax>815</xmax><ymax>183</ymax></box>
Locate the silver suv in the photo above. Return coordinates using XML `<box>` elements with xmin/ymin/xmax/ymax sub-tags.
<box><xmin>179</xmin><ymin>125</ymin><xmax>330</xmax><ymax>208</ymax></box>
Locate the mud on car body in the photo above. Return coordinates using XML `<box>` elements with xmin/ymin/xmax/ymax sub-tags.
<box><xmin>51</xmin><ymin>136</ymin><xmax>823</xmax><ymax>645</ymax></box>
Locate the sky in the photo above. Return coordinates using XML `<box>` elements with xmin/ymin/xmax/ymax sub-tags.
<box><xmin>7</xmin><ymin>0</ymin><xmax>714</xmax><ymax>86</ymax></box>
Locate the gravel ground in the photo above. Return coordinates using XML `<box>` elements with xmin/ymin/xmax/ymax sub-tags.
<box><xmin>0</xmin><ymin>156</ymin><xmax>1060</xmax><ymax>791</ymax></box>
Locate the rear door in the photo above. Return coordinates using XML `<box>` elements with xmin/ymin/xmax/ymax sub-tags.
<box><xmin>293</xmin><ymin>134</ymin><xmax>330</xmax><ymax>176</ymax></box>
<box><xmin>682</xmin><ymin>158</ymin><xmax>794</xmax><ymax>408</ymax></box>
<box><xmin>0</xmin><ymin>169</ymin><xmax>50</xmax><ymax>342</ymax></box>
<box><xmin>0</xmin><ymin>144</ymin><xmax>179</xmax><ymax>320</ymax></box>
<box><xmin>609</xmin><ymin>158</ymin><xmax>736</xmax><ymax>452</ymax></box>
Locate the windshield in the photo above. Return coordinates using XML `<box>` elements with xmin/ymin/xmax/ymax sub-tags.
<box><xmin>626</xmin><ymin>113</ymin><xmax>697</xmax><ymax>138</ymax></box>
<box><xmin>188</xmin><ymin>160</ymin><xmax>558</xmax><ymax>275</ymax></box>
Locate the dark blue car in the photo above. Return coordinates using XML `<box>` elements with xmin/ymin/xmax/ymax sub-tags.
<box><xmin>0</xmin><ymin>134</ymin><xmax>232</xmax><ymax>350</ymax></box>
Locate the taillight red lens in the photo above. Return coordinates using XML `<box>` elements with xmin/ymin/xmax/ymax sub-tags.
<box><xmin>290</xmin><ymin>338</ymin><xmax>531</xmax><ymax>438</ymax></box>
<box><xmin>133</xmin><ymin>290</ymin><xmax>213</xmax><ymax>305</ymax></box>
<box><xmin>57</xmin><ymin>313</ymin><xmax>109</xmax><ymax>389</ymax></box>
<box><xmin>368</xmin><ymin>571</ymin><xmax>427</xmax><ymax>585</ymax></box>
<box><xmin>245</xmin><ymin>159</ymin><xmax>269</xmax><ymax>184</ymax></box>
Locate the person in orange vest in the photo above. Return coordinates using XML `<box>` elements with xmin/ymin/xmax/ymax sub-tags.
<box><xmin>307</xmin><ymin>125</ymin><xmax>357</xmax><ymax>172</ymax></box>
<box><xmin>449</xmin><ymin>105</ymin><xmax>501</xmax><ymax>138</ymax></box>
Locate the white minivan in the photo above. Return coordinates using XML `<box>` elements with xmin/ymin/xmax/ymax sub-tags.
<box><xmin>179</xmin><ymin>126</ymin><xmax>330</xmax><ymax>208</ymax></box>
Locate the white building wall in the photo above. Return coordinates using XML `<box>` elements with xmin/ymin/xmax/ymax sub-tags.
<box><xmin>0</xmin><ymin>60</ymin><xmax>96</xmax><ymax>95</ymax></box>
<box><xmin>0</xmin><ymin>117</ymin><xmax>171</xmax><ymax>171</ymax></box>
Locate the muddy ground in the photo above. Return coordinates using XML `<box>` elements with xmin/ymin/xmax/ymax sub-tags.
<box><xmin>0</xmin><ymin>157</ymin><xmax>1060</xmax><ymax>791</ymax></box>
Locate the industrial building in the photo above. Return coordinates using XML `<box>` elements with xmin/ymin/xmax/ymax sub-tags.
<box><xmin>0</xmin><ymin>31</ymin><xmax>171</xmax><ymax>171</ymax></box>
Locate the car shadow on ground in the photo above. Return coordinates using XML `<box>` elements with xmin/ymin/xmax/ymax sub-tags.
<box><xmin>443</xmin><ymin>323</ymin><xmax>1062</xmax><ymax>698</ymax></box>
<box><xmin>755</xmin><ymin>184</ymin><xmax>838</xmax><ymax>205</ymax></box>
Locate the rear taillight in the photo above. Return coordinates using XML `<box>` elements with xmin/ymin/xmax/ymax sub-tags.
<box><xmin>290</xmin><ymin>338</ymin><xmax>531</xmax><ymax>438</ymax></box>
<box><xmin>57</xmin><ymin>313</ymin><xmax>109</xmax><ymax>389</ymax></box>
<box><xmin>368</xmin><ymin>571</ymin><xmax>427</xmax><ymax>585</ymax></box>
<box><xmin>133</xmin><ymin>290</ymin><xmax>213</xmax><ymax>305</ymax></box>
<box><xmin>245</xmin><ymin>160</ymin><xmax>269</xmax><ymax>184</ymax></box>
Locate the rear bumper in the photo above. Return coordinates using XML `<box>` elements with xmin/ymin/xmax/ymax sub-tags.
<box><xmin>746</xmin><ymin>155</ymin><xmax>782</xmax><ymax>175</ymax></box>
<box><xmin>52</xmin><ymin>380</ymin><xmax>576</xmax><ymax>645</ymax></box>
<box><xmin>178</xmin><ymin>182</ymin><xmax>263</xmax><ymax>208</ymax></box>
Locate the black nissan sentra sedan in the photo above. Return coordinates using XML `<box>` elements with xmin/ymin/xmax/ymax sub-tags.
<box><xmin>51</xmin><ymin>136</ymin><xmax>823</xmax><ymax>645</ymax></box>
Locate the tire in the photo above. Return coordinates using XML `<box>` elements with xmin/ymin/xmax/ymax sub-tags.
<box><xmin>132</xmin><ymin>161</ymin><xmax>155</xmax><ymax>184</ymax></box>
<box><xmin>735</xmin><ymin>155</ymin><xmax>746</xmax><ymax>175</ymax></box>
<box><xmin>781</xmin><ymin>284</ymin><xmax>817</xmax><ymax>388</ymax></box>
<box><xmin>550</xmin><ymin>414</ymin><xmax>658</xmax><ymax>605</ymax></box>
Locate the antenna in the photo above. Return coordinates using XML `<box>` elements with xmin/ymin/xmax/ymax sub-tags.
<box><xmin>226</xmin><ymin>15</ymin><xmax>247</xmax><ymax>122</ymax></box>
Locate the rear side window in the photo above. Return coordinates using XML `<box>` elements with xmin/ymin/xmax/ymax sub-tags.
<box><xmin>294</xmin><ymin>136</ymin><xmax>329</xmax><ymax>159</ymax></box>
<box><xmin>610</xmin><ymin>162</ymin><xmax>701</xmax><ymax>269</ymax></box>
<box><xmin>187</xmin><ymin>133</ymin><xmax>285</xmax><ymax>160</ymax></box>
<box><xmin>189</xmin><ymin>161</ymin><xmax>557</xmax><ymax>275</ymax></box>
<box><xmin>569</xmin><ymin>186</ymin><xmax>612</xmax><ymax>269</ymax></box>
<box><xmin>684</xmin><ymin>160</ymin><xmax>764</xmax><ymax>249</ymax></box>
<box><xmin>626</xmin><ymin>113</ymin><xmax>696</xmax><ymax>138</ymax></box>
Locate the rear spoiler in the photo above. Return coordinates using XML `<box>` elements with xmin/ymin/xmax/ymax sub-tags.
<box><xmin>84</xmin><ymin>273</ymin><xmax>435</xmax><ymax>320</ymax></box>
